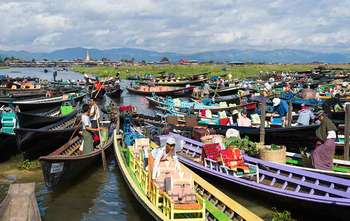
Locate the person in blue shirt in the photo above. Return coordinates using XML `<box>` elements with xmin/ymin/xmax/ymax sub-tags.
<box><xmin>272</xmin><ymin>98</ymin><xmax>288</xmax><ymax>117</ymax></box>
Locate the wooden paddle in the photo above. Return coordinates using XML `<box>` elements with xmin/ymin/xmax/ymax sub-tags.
<box><xmin>97</xmin><ymin>119</ymin><xmax>107</xmax><ymax>171</ymax></box>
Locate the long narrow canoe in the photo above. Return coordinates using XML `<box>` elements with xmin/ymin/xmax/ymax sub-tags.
<box><xmin>146</xmin><ymin>96</ymin><xmax>240</xmax><ymax>113</ymax></box>
<box><xmin>285</xmin><ymin>152</ymin><xmax>350</xmax><ymax>178</ymax></box>
<box><xmin>0</xmin><ymin>92</ymin><xmax>86</xmax><ymax>112</ymax></box>
<box><xmin>15</xmin><ymin>112</ymin><xmax>79</xmax><ymax>160</ymax></box>
<box><xmin>39</xmin><ymin>133</ymin><xmax>113</xmax><ymax>188</ymax></box>
<box><xmin>0</xmin><ymin>183</ymin><xmax>41</xmax><ymax>221</ymax></box>
<box><xmin>160</xmin><ymin>133</ymin><xmax>350</xmax><ymax>207</ymax></box>
<box><xmin>113</xmin><ymin>130</ymin><xmax>262</xmax><ymax>221</ymax></box>
<box><xmin>127</xmin><ymin>86</ymin><xmax>195</xmax><ymax>97</ymax></box>
<box><xmin>17</xmin><ymin>103</ymin><xmax>80</xmax><ymax>128</ymax></box>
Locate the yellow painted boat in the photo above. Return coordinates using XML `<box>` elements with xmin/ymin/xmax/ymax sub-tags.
<box><xmin>113</xmin><ymin>130</ymin><xmax>262</xmax><ymax>221</ymax></box>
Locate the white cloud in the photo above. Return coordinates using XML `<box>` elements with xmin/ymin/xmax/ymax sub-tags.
<box><xmin>0</xmin><ymin>0</ymin><xmax>349</xmax><ymax>53</ymax></box>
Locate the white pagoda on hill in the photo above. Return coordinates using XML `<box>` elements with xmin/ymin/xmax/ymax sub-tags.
<box><xmin>85</xmin><ymin>50</ymin><xmax>91</xmax><ymax>61</ymax></box>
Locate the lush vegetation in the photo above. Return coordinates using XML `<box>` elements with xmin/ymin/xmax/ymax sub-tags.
<box><xmin>72</xmin><ymin>64</ymin><xmax>330</xmax><ymax>79</ymax></box>
<box><xmin>224</xmin><ymin>136</ymin><xmax>259</xmax><ymax>156</ymax></box>
<box><xmin>17</xmin><ymin>160</ymin><xmax>41</xmax><ymax>170</ymax></box>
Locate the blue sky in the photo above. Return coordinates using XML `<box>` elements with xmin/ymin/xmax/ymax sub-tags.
<box><xmin>0</xmin><ymin>0</ymin><xmax>349</xmax><ymax>53</ymax></box>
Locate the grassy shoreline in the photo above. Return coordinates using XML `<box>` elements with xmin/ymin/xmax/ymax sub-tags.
<box><xmin>72</xmin><ymin>64</ymin><xmax>350</xmax><ymax>79</ymax></box>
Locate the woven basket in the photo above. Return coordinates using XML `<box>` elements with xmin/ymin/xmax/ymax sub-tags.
<box><xmin>259</xmin><ymin>145</ymin><xmax>286</xmax><ymax>163</ymax></box>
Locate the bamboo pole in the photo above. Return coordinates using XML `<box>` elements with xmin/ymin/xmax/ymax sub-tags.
<box><xmin>287</xmin><ymin>101</ymin><xmax>292</xmax><ymax>127</ymax></box>
<box><xmin>259</xmin><ymin>100</ymin><xmax>266</xmax><ymax>144</ymax></box>
<box><xmin>344</xmin><ymin>103</ymin><xmax>350</xmax><ymax>160</ymax></box>
<box><xmin>97</xmin><ymin>120</ymin><xmax>107</xmax><ymax>171</ymax></box>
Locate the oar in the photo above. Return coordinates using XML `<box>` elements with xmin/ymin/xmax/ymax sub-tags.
<box><xmin>97</xmin><ymin>119</ymin><xmax>107</xmax><ymax>171</ymax></box>
<box><xmin>93</xmin><ymin>86</ymin><xmax>103</xmax><ymax>99</ymax></box>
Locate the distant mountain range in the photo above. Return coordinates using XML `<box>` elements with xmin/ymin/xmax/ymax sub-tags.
<box><xmin>1</xmin><ymin>47</ymin><xmax>350</xmax><ymax>64</ymax></box>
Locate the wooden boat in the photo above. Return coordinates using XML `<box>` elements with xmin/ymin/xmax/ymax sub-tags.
<box><xmin>0</xmin><ymin>92</ymin><xmax>86</xmax><ymax>112</ymax></box>
<box><xmin>191</xmin><ymin>94</ymin><xmax>242</xmax><ymax>104</ymax></box>
<box><xmin>0</xmin><ymin>108</ymin><xmax>18</xmax><ymax>162</ymax></box>
<box><xmin>113</xmin><ymin>130</ymin><xmax>262</xmax><ymax>221</ymax></box>
<box><xmin>127</xmin><ymin>85</ymin><xmax>195</xmax><ymax>97</ymax></box>
<box><xmin>91</xmin><ymin>88</ymin><xmax>106</xmax><ymax>99</ymax></box>
<box><xmin>201</xmin><ymin>123</ymin><xmax>318</xmax><ymax>150</ymax></box>
<box><xmin>285</xmin><ymin>152</ymin><xmax>350</xmax><ymax>178</ymax></box>
<box><xmin>106</xmin><ymin>88</ymin><xmax>123</xmax><ymax>99</ymax></box>
<box><xmin>0</xmin><ymin>87</ymin><xmax>46</xmax><ymax>100</ymax></box>
<box><xmin>0</xmin><ymin>183</ymin><xmax>41</xmax><ymax>221</ymax></box>
<box><xmin>0</xmin><ymin>132</ymin><xmax>17</xmax><ymax>162</ymax></box>
<box><xmin>146</xmin><ymin>96</ymin><xmax>240</xmax><ymax>113</ymax></box>
<box><xmin>160</xmin><ymin>133</ymin><xmax>350</xmax><ymax>208</ymax></box>
<box><xmin>210</xmin><ymin>86</ymin><xmax>242</xmax><ymax>96</ymax></box>
<box><xmin>39</xmin><ymin>132</ymin><xmax>113</xmax><ymax>188</ymax></box>
<box><xmin>16</xmin><ymin>102</ymin><xmax>80</xmax><ymax>128</ymax></box>
<box><xmin>15</xmin><ymin>112</ymin><xmax>79</xmax><ymax>160</ymax></box>
<box><xmin>142</xmin><ymin>77</ymin><xmax>208</xmax><ymax>87</ymax></box>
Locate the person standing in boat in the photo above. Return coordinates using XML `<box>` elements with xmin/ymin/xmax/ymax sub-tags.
<box><xmin>90</xmin><ymin>98</ymin><xmax>101</xmax><ymax>129</ymax></box>
<box><xmin>297</xmin><ymin>104</ymin><xmax>315</xmax><ymax>126</ymax></box>
<box><xmin>312</xmin><ymin>130</ymin><xmax>336</xmax><ymax>170</ymax></box>
<box><xmin>149</xmin><ymin>137</ymin><xmax>179</xmax><ymax>180</ymax></box>
<box><xmin>315</xmin><ymin>110</ymin><xmax>337</xmax><ymax>144</ymax></box>
<box><xmin>80</xmin><ymin>104</ymin><xmax>100</xmax><ymax>154</ymax></box>
<box><xmin>53</xmin><ymin>71</ymin><xmax>57</xmax><ymax>82</ymax></box>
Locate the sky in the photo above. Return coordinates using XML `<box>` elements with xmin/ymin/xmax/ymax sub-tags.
<box><xmin>0</xmin><ymin>0</ymin><xmax>349</xmax><ymax>53</ymax></box>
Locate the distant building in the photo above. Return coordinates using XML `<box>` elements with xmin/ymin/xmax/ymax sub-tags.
<box><xmin>178</xmin><ymin>59</ymin><xmax>199</xmax><ymax>65</ymax></box>
<box><xmin>85</xmin><ymin>50</ymin><xmax>91</xmax><ymax>62</ymax></box>
<box><xmin>83</xmin><ymin>50</ymin><xmax>97</xmax><ymax>66</ymax></box>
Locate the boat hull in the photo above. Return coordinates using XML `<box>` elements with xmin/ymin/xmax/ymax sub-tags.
<box><xmin>0</xmin><ymin>132</ymin><xmax>17</xmax><ymax>162</ymax></box>
<box><xmin>0</xmin><ymin>93</ymin><xmax>85</xmax><ymax>112</ymax></box>
<box><xmin>16</xmin><ymin>128</ymin><xmax>76</xmax><ymax>160</ymax></box>
<box><xmin>127</xmin><ymin>86</ymin><xmax>194</xmax><ymax>97</ymax></box>
<box><xmin>39</xmin><ymin>144</ymin><xmax>112</xmax><ymax>188</ymax></box>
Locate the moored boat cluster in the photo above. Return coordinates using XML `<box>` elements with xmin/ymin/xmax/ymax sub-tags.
<box><xmin>2</xmin><ymin>68</ymin><xmax>350</xmax><ymax>220</ymax></box>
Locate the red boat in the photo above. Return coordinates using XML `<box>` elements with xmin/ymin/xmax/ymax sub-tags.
<box><xmin>126</xmin><ymin>85</ymin><xmax>195</xmax><ymax>97</ymax></box>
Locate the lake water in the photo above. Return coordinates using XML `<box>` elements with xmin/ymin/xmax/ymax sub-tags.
<box><xmin>0</xmin><ymin>67</ymin><xmax>341</xmax><ymax>221</ymax></box>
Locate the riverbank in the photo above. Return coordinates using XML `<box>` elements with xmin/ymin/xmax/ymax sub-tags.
<box><xmin>71</xmin><ymin>64</ymin><xmax>350</xmax><ymax>79</ymax></box>
<box><xmin>0</xmin><ymin>155</ymin><xmax>42</xmax><ymax>184</ymax></box>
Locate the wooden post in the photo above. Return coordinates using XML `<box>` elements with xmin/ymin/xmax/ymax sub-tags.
<box><xmin>259</xmin><ymin>100</ymin><xmax>266</xmax><ymax>144</ymax></box>
<box><xmin>344</xmin><ymin>104</ymin><xmax>350</xmax><ymax>160</ymax></box>
<box><xmin>287</xmin><ymin>101</ymin><xmax>292</xmax><ymax>127</ymax></box>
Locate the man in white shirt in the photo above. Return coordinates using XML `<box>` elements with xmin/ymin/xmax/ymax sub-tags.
<box><xmin>90</xmin><ymin>98</ymin><xmax>101</xmax><ymax>128</ymax></box>
<box><xmin>81</xmin><ymin>104</ymin><xmax>100</xmax><ymax>154</ymax></box>
<box><xmin>150</xmin><ymin>137</ymin><xmax>179</xmax><ymax>180</ymax></box>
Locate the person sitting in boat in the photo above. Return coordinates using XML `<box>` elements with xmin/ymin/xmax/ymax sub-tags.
<box><xmin>202</xmin><ymin>83</ymin><xmax>210</xmax><ymax>97</ymax></box>
<box><xmin>237</xmin><ymin>109</ymin><xmax>252</xmax><ymax>127</ymax></box>
<box><xmin>150</xmin><ymin>137</ymin><xmax>179</xmax><ymax>180</ymax></box>
<box><xmin>272</xmin><ymin>97</ymin><xmax>288</xmax><ymax>119</ymax></box>
<box><xmin>315</xmin><ymin>110</ymin><xmax>337</xmax><ymax>144</ymax></box>
<box><xmin>312</xmin><ymin>130</ymin><xmax>336</xmax><ymax>170</ymax></box>
<box><xmin>94</xmin><ymin>79</ymin><xmax>104</xmax><ymax>91</ymax></box>
<box><xmin>297</xmin><ymin>104</ymin><xmax>315</xmax><ymax>126</ymax></box>
<box><xmin>80</xmin><ymin>104</ymin><xmax>100</xmax><ymax>154</ymax></box>
<box><xmin>231</xmin><ymin>110</ymin><xmax>239</xmax><ymax>126</ymax></box>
